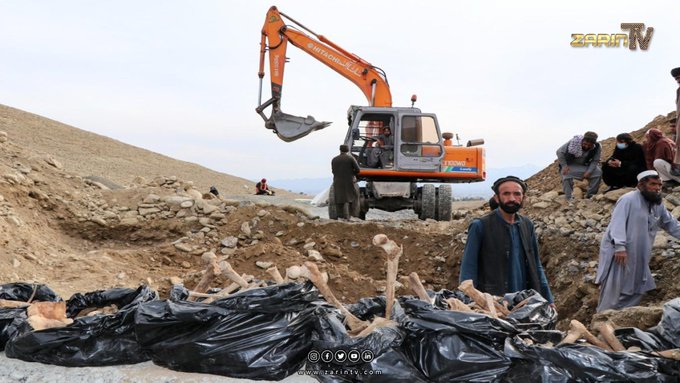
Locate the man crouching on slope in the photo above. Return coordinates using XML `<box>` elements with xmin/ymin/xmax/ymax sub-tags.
<box><xmin>596</xmin><ymin>170</ymin><xmax>680</xmax><ymax>312</ymax></box>
<box><xmin>459</xmin><ymin>176</ymin><xmax>555</xmax><ymax>306</ymax></box>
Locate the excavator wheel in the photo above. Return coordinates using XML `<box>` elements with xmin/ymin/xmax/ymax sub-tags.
<box><xmin>419</xmin><ymin>184</ymin><xmax>436</xmax><ymax>220</ymax></box>
<box><xmin>435</xmin><ymin>185</ymin><xmax>452</xmax><ymax>221</ymax></box>
<box><xmin>328</xmin><ymin>185</ymin><xmax>338</xmax><ymax>220</ymax></box>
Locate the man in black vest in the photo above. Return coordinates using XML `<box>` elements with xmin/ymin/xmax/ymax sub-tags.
<box><xmin>459</xmin><ymin>176</ymin><xmax>555</xmax><ymax>306</ymax></box>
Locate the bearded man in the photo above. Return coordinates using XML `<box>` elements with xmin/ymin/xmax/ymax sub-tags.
<box><xmin>596</xmin><ymin>170</ymin><xmax>680</xmax><ymax>312</ymax></box>
<box><xmin>459</xmin><ymin>176</ymin><xmax>555</xmax><ymax>305</ymax></box>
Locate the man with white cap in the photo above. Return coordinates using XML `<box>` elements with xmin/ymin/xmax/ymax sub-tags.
<box><xmin>596</xmin><ymin>170</ymin><xmax>680</xmax><ymax>312</ymax></box>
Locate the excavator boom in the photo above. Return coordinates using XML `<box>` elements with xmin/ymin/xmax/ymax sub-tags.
<box><xmin>257</xmin><ymin>6</ymin><xmax>391</xmax><ymax>141</ymax></box>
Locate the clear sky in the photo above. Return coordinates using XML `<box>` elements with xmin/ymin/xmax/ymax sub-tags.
<box><xmin>0</xmin><ymin>1</ymin><xmax>678</xmax><ymax>182</ymax></box>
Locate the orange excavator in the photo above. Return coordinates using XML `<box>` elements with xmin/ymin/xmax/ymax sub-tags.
<box><xmin>257</xmin><ymin>6</ymin><xmax>485</xmax><ymax>221</ymax></box>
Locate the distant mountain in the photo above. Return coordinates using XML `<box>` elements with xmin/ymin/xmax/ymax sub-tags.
<box><xmin>270</xmin><ymin>164</ymin><xmax>543</xmax><ymax>198</ymax></box>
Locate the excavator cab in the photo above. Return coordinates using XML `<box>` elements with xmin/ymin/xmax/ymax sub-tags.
<box><xmin>346</xmin><ymin>106</ymin><xmax>444</xmax><ymax>177</ymax></box>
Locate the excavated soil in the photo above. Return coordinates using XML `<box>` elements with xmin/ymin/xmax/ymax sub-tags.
<box><xmin>0</xmin><ymin>103</ymin><xmax>679</xmax><ymax>334</ymax></box>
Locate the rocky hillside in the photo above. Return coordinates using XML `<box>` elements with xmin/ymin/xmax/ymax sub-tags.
<box><xmin>0</xmin><ymin>104</ymin><xmax>299</xmax><ymax>197</ymax></box>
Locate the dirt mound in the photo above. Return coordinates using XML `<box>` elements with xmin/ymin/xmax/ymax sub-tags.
<box><xmin>0</xmin><ymin>104</ymin><xmax>679</xmax><ymax>334</ymax></box>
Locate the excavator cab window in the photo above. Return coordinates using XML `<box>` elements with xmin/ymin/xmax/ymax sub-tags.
<box><xmin>400</xmin><ymin>115</ymin><xmax>442</xmax><ymax>157</ymax></box>
<box><xmin>351</xmin><ymin>113</ymin><xmax>395</xmax><ymax>168</ymax></box>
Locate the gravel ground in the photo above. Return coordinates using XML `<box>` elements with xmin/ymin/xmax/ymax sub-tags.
<box><xmin>225</xmin><ymin>194</ymin><xmax>419</xmax><ymax>221</ymax></box>
<box><xmin>0</xmin><ymin>353</ymin><xmax>315</xmax><ymax>383</ymax></box>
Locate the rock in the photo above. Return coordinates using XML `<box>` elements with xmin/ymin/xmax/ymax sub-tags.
<box><xmin>90</xmin><ymin>217</ymin><xmax>107</xmax><ymax>226</ymax></box>
<box><xmin>323</xmin><ymin>246</ymin><xmax>343</xmax><ymax>258</ymax></box>
<box><xmin>241</xmin><ymin>222</ymin><xmax>252</xmax><ymax>236</ymax></box>
<box><xmin>303</xmin><ymin>242</ymin><xmax>316</xmax><ymax>250</ymax></box>
<box><xmin>143</xmin><ymin>194</ymin><xmax>161</xmax><ymax>204</ymax></box>
<box><xmin>169</xmin><ymin>276</ymin><xmax>183</xmax><ymax>285</ymax></box>
<box><xmin>201</xmin><ymin>252</ymin><xmax>217</xmax><ymax>263</ymax></box>
<box><xmin>186</xmin><ymin>189</ymin><xmax>203</xmax><ymax>200</ymax></box>
<box><xmin>533</xmin><ymin>201</ymin><xmax>550</xmax><ymax>209</ymax></box>
<box><xmin>181</xmin><ymin>261</ymin><xmax>192</xmax><ymax>269</ymax></box>
<box><xmin>174</xmin><ymin>243</ymin><xmax>194</xmax><ymax>252</ymax></box>
<box><xmin>45</xmin><ymin>156</ymin><xmax>63</xmax><ymax>169</ymax></box>
<box><xmin>665</xmin><ymin>194</ymin><xmax>680</xmax><ymax>207</ymax></box>
<box><xmin>221</xmin><ymin>236</ymin><xmax>238</xmax><ymax>248</ymax></box>
<box><xmin>117</xmin><ymin>272</ymin><xmax>126</xmax><ymax>279</ymax></box>
<box><xmin>180</xmin><ymin>200</ymin><xmax>194</xmax><ymax>208</ymax></box>
<box><xmin>256</xmin><ymin>261</ymin><xmax>273</xmax><ymax>269</ymax></box>
<box><xmin>257</xmin><ymin>209</ymin><xmax>269</xmax><ymax>217</ymax></box>
<box><xmin>307</xmin><ymin>250</ymin><xmax>324</xmax><ymax>262</ymax></box>
<box><xmin>202</xmin><ymin>204</ymin><xmax>219</xmax><ymax>214</ymax></box>
<box><xmin>220</xmin><ymin>247</ymin><xmax>236</xmax><ymax>257</ymax></box>
<box><xmin>653</xmin><ymin>233</ymin><xmax>669</xmax><ymax>249</ymax></box>
<box><xmin>604</xmin><ymin>188</ymin><xmax>629</xmax><ymax>201</ymax></box>
<box><xmin>198</xmin><ymin>217</ymin><xmax>211</xmax><ymax>226</ymax></box>
<box><xmin>275</xmin><ymin>231</ymin><xmax>285</xmax><ymax>237</ymax></box>
<box><xmin>539</xmin><ymin>191</ymin><xmax>559</xmax><ymax>201</ymax></box>
<box><xmin>287</xmin><ymin>265</ymin><xmax>304</xmax><ymax>279</ymax></box>
<box><xmin>0</xmin><ymin>131</ymin><xmax>7</xmax><ymax>143</ymax></box>
<box><xmin>591</xmin><ymin>306</ymin><xmax>663</xmax><ymax>330</ymax></box>
<box><xmin>139</xmin><ymin>207</ymin><xmax>161</xmax><ymax>216</ymax></box>
<box><xmin>12</xmin><ymin>258</ymin><xmax>20</xmax><ymax>268</ymax></box>
<box><xmin>297</xmin><ymin>222</ymin><xmax>305</xmax><ymax>227</ymax></box>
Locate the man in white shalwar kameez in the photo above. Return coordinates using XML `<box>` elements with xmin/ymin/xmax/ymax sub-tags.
<box><xmin>596</xmin><ymin>170</ymin><xmax>680</xmax><ymax>312</ymax></box>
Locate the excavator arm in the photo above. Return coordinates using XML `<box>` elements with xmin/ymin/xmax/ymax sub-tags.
<box><xmin>257</xmin><ymin>6</ymin><xmax>392</xmax><ymax>142</ymax></box>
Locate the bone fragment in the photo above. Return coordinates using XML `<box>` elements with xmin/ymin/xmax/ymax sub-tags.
<box><xmin>559</xmin><ymin>320</ymin><xmax>612</xmax><ymax>351</ymax></box>
<box><xmin>304</xmin><ymin>261</ymin><xmax>368</xmax><ymax>334</ymax></box>
<box><xmin>445</xmin><ymin>297</ymin><xmax>472</xmax><ymax>312</ymax></box>
<box><xmin>408</xmin><ymin>272</ymin><xmax>433</xmax><ymax>304</ymax></box>
<box><xmin>222</xmin><ymin>261</ymin><xmax>249</xmax><ymax>289</ymax></box>
<box><xmin>597</xmin><ymin>321</ymin><xmax>625</xmax><ymax>352</ymax></box>
<box><xmin>188</xmin><ymin>259</ymin><xmax>223</xmax><ymax>301</ymax></box>
<box><xmin>373</xmin><ymin>234</ymin><xmax>402</xmax><ymax>319</ymax></box>
<box><xmin>265</xmin><ymin>266</ymin><xmax>285</xmax><ymax>284</ymax></box>
<box><xmin>484</xmin><ymin>293</ymin><xmax>498</xmax><ymax>318</ymax></box>
<box><xmin>458</xmin><ymin>280</ymin><xmax>510</xmax><ymax>316</ymax></box>
<box><xmin>0</xmin><ymin>299</ymin><xmax>30</xmax><ymax>309</ymax></box>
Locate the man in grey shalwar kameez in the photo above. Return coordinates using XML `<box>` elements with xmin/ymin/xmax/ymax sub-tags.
<box><xmin>556</xmin><ymin>131</ymin><xmax>602</xmax><ymax>200</ymax></box>
<box><xmin>596</xmin><ymin>170</ymin><xmax>680</xmax><ymax>312</ymax></box>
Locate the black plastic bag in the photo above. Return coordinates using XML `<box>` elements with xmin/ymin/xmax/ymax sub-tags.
<box><xmin>503</xmin><ymin>290</ymin><xmax>557</xmax><ymax>331</ymax></box>
<box><xmin>5</xmin><ymin>285</ymin><xmax>157</xmax><ymax>366</ymax></box>
<box><xmin>306</xmin><ymin>298</ymin><xmax>428</xmax><ymax>382</ymax></box>
<box><xmin>503</xmin><ymin>334</ymin><xmax>680</xmax><ymax>382</ymax></box>
<box><xmin>0</xmin><ymin>283</ymin><xmax>61</xmax><ymax>351</ymax></box>
<box><xmin>654</xmin><ymin>298</ymin><xmax>680</xmax><ymax>348</ymax></box>
<box><xmin>615</xmin><ymin>327</ymin><xmax>672</xmax><ymax>352</ymax></box>
<box><xmin>134</xmin><ymin>282</ymin><xmax>319</xmax><ymax>380</ymax></box>
<box><xmin>400</xmin><ymin>298</ymin><xmax>514</xmax><ymax>382</ymax></box>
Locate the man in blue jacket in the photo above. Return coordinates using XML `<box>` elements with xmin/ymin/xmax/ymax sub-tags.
<box><xmin>459</xmin><ymin>176</ymin><xmax>554</xmax><ymax>305</ymax></box>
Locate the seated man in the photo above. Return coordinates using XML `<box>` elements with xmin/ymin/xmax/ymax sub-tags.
<box><xmin>556</xmin><ymin>131</ymin><xmax>602</xmax><ymax>200</ymax></box>
<box><xmin>643</xmin><ymin>128</ymin><xmax>680</xmax><ymax>189</ymax></box>
<box><xmin>375</xmin><ymin>127</ymin><xmax>394</xmax><ymax>168</ymax></box>
<box><xmin>601</xmin><ymin>133</ymin><xmax>646</xmax><ymax>193</ymax></box>
<box><xmin>255</xmin><ymin>178</ymin><xmax>275</xmax><ymax>195</ymax></box>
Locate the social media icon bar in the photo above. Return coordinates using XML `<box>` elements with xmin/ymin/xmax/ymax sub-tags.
<box><xmin>348</xmin><ymin>349</ymin><xmax>361</xmax><ymax>363</ymax></box>
<box><xmin>307</xmin><ymin>350</ymin><xmax>320</xmax><ymax>363</ymax></box>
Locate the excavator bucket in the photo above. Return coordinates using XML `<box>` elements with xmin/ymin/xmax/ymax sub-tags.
<box><xmin>270</xmin><ymin>111</ymin><xmax>331</xmax><ymax>142</ymax></box>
